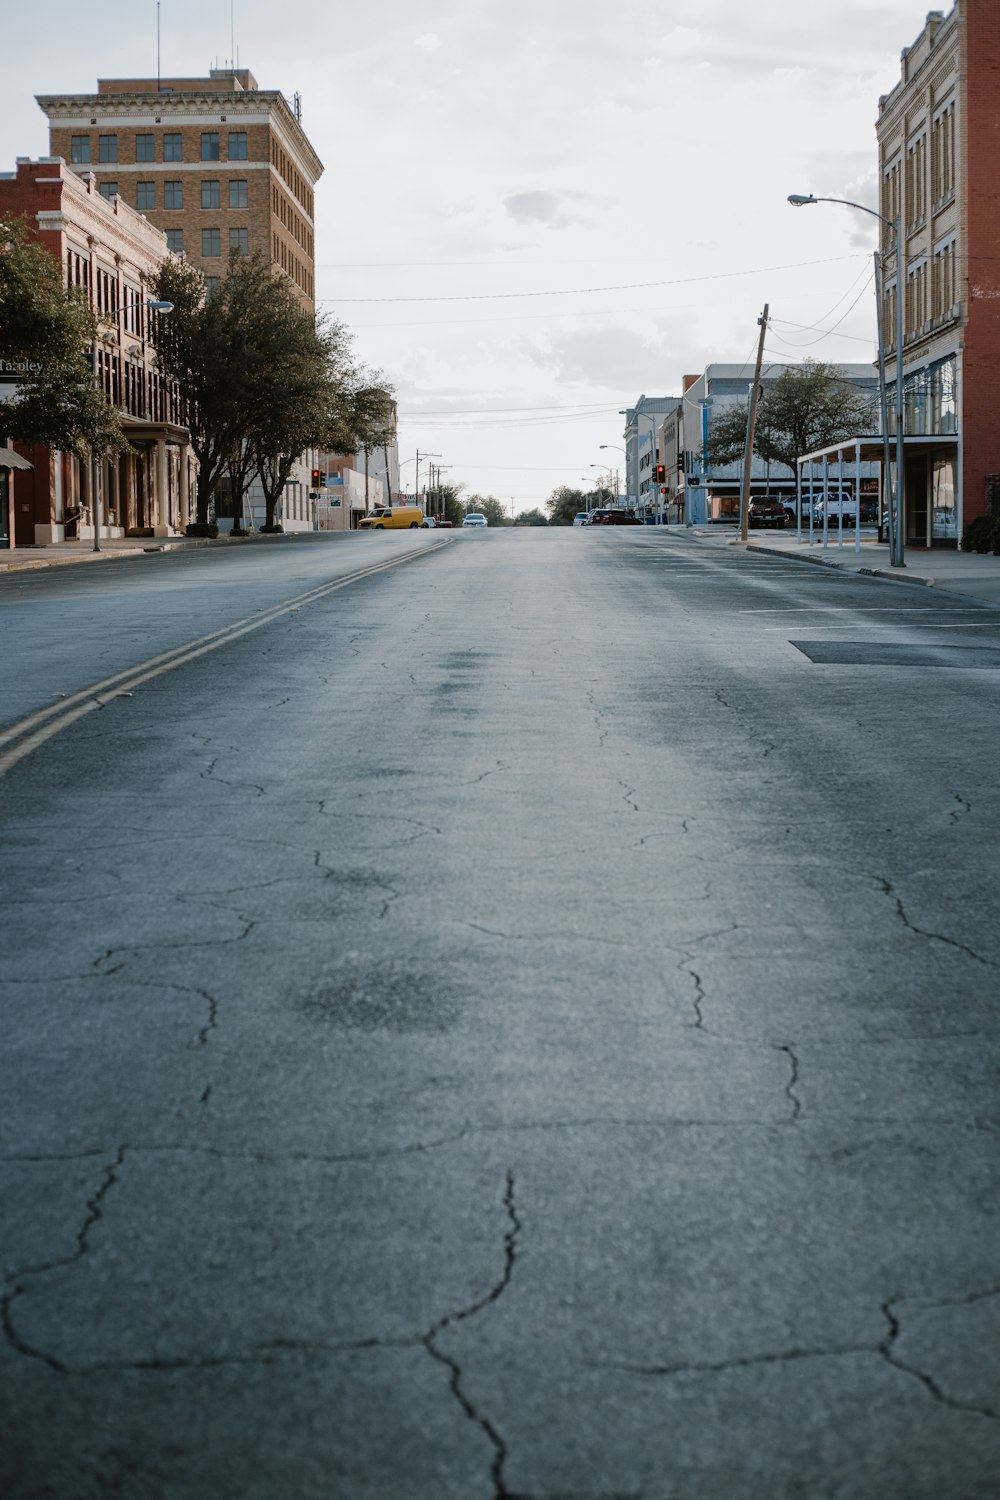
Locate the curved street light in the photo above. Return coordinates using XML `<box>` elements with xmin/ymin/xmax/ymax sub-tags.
<box><xmin>787</xmin><ymin>193</ymin><xmax>904</xmax><ymax>567</ymax></box>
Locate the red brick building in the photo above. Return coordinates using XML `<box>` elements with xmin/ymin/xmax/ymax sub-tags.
<box><xmin>877</xmin><ymin>0</ymin><xmax>1000</xmax><ymax>543</ymax></box>
<box><xmin>0</xmin><ymin>158</ymin><xmax>190</xmax><ymax>547</ymax></box>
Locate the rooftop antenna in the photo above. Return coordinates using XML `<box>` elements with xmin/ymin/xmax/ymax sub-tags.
<box><xmin>231</xmin><ymin>0</ymin><xmax>236</xmax><ymax>71</ymax></box>
<box><xmin>156</xmin><ymin>1</ymin><xmax>161</xmax><ymax>90</ymax></box>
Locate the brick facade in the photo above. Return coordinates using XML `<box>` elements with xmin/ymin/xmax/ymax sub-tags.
<box><xmin>0</xmin><ymin>158</ymin><xmax>191</xmax><ymax>545</ymax></box>
<box><xmin>37</xmin><ymin>69</ymin><xmax>322</xmax><ymax>312</ymax></box>
<box><xmin>877</xmin><ymin>1</ymin><xmax>1000</xmax><ymax>540</ymax></box>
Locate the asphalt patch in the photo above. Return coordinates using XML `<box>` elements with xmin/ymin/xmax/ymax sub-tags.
<box><xmin>791</xmin><ymin>640</ymin><xmax>1000</xmax><ymax>669</ymax></box>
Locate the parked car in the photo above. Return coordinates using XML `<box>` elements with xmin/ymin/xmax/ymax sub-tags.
<box><xmin>423</xmin><ymin>516</ymin><xmax>453</xmax><ymax>528</ymax></box>
<box><xmin>747</xmin><ymin>497</ymin><xmax>786</xmax><ymax>529</ymax></box>
<box><xmin>593</xmin><ymin>510</ymin><xmax>642</xmax><ymax>526</ymax></box>
<box><xmin>586</xmin><ymin>509</ymin><xmax>612</xmax><ymax>526</ymax></box>
<box><xmin>784</xmin><ymin>488</ymin><xmax>852</xmax><ymax>526</ymax></box>
<box><xmin>358</xmin><ymin>505</ymin><xmax>424</xmax><ymax>530</ymax></box>
<box><xmin>573</xmin><ymin>512</ymin><xmax>589</xmax><ymax>526</ymax></box>
<box><xmin>814</xmin><ymin>496</ymin><xmax>865</xmax><ymax>528</ymax></box>
<box><xmin>462</xmin><ymin>513</ymin><xmax>488</xmax><ymax>528</ymax></box>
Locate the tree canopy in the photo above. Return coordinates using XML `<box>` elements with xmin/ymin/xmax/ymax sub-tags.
<box><xmin>0</xmin><ymin>214</ymin><xmax>125</xmax><ymax>458</ymax></box>
<box><xmin>464</xmin><ymin>494</ymin><xmax>510</xmax><ymax>527</ymax></box>
<box><xmin>703</xmin><ymin>360</ymin><xmax>876</xmax><ymax>476</ymax></box>
<box><xmin>153</xmin><ymin>250</ymin><xmax>385</xmax><ymax>526</ymax></box>
<box><xmin>546</xmin><ymin>484</ymin><xmax>613</xmax><ymax>525</ymax></box>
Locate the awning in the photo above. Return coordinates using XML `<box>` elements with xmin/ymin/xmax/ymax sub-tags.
<box><xmin>0</xmin><ymin>446</ymin><xmax>32</xmax><ymax>471</ymax></box>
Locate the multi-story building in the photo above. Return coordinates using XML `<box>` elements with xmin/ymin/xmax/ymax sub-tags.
<box><xmin>621</xmin><ymin>395</ymin><xmax>682</xmax><ymax>515</ymax></box>
<box><xmin>680</xmin><ymin>363</ymin><xmax>881</xmax><ymax>524</ymax></box>
<box><xmin>876</xmin><ymin>1</ymin><xmax>1000</xmax><ymax>544</ymax></box>
<box><xmin>0</xmin><ymin>157</ymin><xmax>189</xmax><ymax>546</ymax></box>
<box><xmin>37</xmin><ymin>68</ymin><xmax>322</xmax><ymax>312</ymax></box>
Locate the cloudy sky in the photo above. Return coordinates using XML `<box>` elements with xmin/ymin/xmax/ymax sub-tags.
<box><xmin>1</xmin><ymin>0</ymin><xmax>931</xmax><ymax>510</ymax></box>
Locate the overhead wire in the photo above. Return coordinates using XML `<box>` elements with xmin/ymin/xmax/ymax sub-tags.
<box><xmin>320</xmin><ymin>254</ymin><xmax>865</xmax><ymax>304</ymax></box>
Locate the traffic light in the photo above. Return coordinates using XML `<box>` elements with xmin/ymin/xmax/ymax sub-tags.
<box><xmin>311</xmin><ymin>468</ymin><xmax>323</xmax><ymax>488</ymax></box>
<box><xmin>654</xmin><ymin>464</ymin><xmax>666</xmax><ymax>483</ymax></box>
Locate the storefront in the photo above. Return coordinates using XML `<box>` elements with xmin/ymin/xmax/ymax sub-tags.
<box><xmin>797</xmin><ymin>435</ymin><xmax>959</xmax><ymax>549</ymax></box>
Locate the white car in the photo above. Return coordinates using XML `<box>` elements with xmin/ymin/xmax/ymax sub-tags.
<box><xmin>572</xmin><ymin>512</ymin><xmax>588</xmax><ymax>526</ymax></box>
<box><xmin>462</xmin><ymin>513</ymin><xmax>488</xmax><ymax>528</ymax></box>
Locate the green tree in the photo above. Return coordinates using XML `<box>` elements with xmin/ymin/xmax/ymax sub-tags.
<box><xmin>0</xmin><ymin>214</ymin><xmax>125</xmax><ymax>459</ymax></box>
<box><xmin>464</xmin><ymin>493</ymin><xmax>510</xmax><ymax>526</ymax></box>
<box><xmin>251</xmin><ymin>315</ymin><xmax>358</xmax><ymax>529</ymax></box>
<box><xmin>545</xmin><ymin>485</ymin><xmax>612</xmax><ymax>525</ymax></box>
<box><xmin>703</xmin><ymin>360</ymin><xmax>875</xmax><ymax>476</ymax></box>
<box><xmin>432</xmin><ymin>481</ymin><xmax>465</xmax><ymax>525</ymax></box>
<box><xmin>341</xmin><ymin>373</ymin><xmax>396</xmax><ymax>508</ymax></box>
<box><xmin>514</xmin><ymin>507</ymin><xmax>548</xmax><ymax>526</ymax></box>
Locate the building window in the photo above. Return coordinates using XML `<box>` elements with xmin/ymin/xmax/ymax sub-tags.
<box><xmin>98</xmin><ymin>134</ymin><xmax>118</xmax><ymax>163</ymax></box>
<box><xmin>163</xmin><ymin>132</ymin><xmax>182</xmax><ymax>161</ymax></box>
<box><xmin>201</xmin><ymin>180</ymin><xmax>221</xmax><ymax>209</ymax></box>
<box><xmin>932</xmin><ymin>238</ymin><xmax>956</xmax><ymax>320</ymax></box>
<box><xmin>202</xmin><ymin>228</ymin><xmax>221</xmax><ymax>257</ymax></box>
<box><xmin>230</xmin><ymin>227</ymin><xmax>249</xmax><ymax>254</ymax></box>
<box><xmin>905</xmin><ymin>259</ymin><xmax>928</xmax><ymax>335</ymax></box>
<box><xmin>98</xmin><ymin>181</ymin><xmax>119</xmax><ymax>200</ymax></box>
<box><xmin>881</xmin><ymin>157</ymin><xmax>901</xmax><ymax>237</ymax></box>
<box><xmin>228</xmin><ymin>131</ymin><xmax>248</xmax><ymax>160</ymax></box>
<box><xmin>136</xmin><ymin>181</ymin><xmax>156</xmax><ymax>211</ymax></box>
<box><xmin>204</xmin><ymin>275</ymin><xmax>221</xmax><ymax>298</ymax></box>
<box><xmin>932</xmin><ymin>101</ymin><xmax>956</xmax><ymax>207</ymax></box>
<box><xmin>165</xmin><ymin>228</ymin><xmax>184</xmax><ymax>254</ymax></box>
<box><xmin>135</xmin><ymin>133</ymin><xmax>155</xmax><ymax>162</ymax></box>
<box><xmin>201</xmin><ymin>132</ymin><xmax>220</xmax><ymax>161</ymax></box>
<box><xmin>71</xmin><ymin>134</ymin><xmax>90</xmax><ymax>163</ymax></box>
<box><xmin>905</xmin><ymin>132</ymin><xmax>927</xmax><ymax>227</ymax></box>
<box><xmin>228</xmin><ymin>179</ymin><xmax>249</xmax><ymax>209</ymax></box>
<box><xmin>163</xmin><ymin>180</ymin><xmax>184</xmax><ymax>210</ymax></box>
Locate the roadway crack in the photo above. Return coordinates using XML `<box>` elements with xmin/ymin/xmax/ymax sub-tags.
<box><xmin>876</xmin><ymin>876</ymin><xmax>994</xmax><ymax>968</ymax></box>
<box><xmin>1</xmin><ymin>1146</ymin><xmax>127</xmax><ymax>1374</ymax></box>
<box><xmin>774</xmin><ymin>1043</ymin><xmax>802</xmax><ymax>1121</ymax></box>
<box><xmin>422</xmin><ymin>1171</ymin><xmax>521</xmax><ymax>1499</ymax></box>
<box><xmin>618</xmin><ymin>780</ymin><xmax>639</xmax><ymax>813</ymax></box>
<box><xmin>879</xmin><ymin>1290</ymin><xmax>1000</xmax><ymax>1421</ymax></box>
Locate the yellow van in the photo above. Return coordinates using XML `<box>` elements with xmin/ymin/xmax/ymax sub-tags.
<box><xmin>358</xmin><ymin>506</ymin><xmax>424</xmax><ymax>530</ymax></box>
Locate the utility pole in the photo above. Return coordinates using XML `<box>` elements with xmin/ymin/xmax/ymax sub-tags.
<box><xmin>739</xmin><ymin>303</ymin><xmax>769</xmax><ymax>543</ymax></box>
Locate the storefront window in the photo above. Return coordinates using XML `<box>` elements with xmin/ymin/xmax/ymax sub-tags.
<box><xmin>931</xmin><ymin>453</ymin><xmax>957</xmax><ymax>540</ymax></box>
<box><xmin>930</xmin><ymin>357</ymin><xmax>958</xmax><ymax>434</ymax></box>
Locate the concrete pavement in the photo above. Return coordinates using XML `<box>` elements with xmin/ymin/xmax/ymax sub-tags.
<box><xmin>0</xmin><ymin>531</ymin><xmax>306</xmax><ymax>573</ymax></box>
<box><xmin>687</xmin><ymin>523</ymin><xmax>1000</xmax><ymax>608</ymax></box>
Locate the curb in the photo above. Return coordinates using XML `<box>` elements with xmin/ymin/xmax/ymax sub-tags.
<box><xmin>743</xmin><ymin>542</ymin><xmax>937</xmax><ymax>588</ymax></box>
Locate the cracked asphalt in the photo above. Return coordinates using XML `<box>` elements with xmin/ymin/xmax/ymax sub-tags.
<box><xmin>1</xmin><ymin>526</ymin><xmax>999</xmax><ymax>1499</ymax></box>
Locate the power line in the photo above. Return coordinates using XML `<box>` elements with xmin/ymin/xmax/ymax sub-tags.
<box><xmin>321</xmin><ymin>254</ymin><xmax>864</xmax><ymax>304</ymax></box>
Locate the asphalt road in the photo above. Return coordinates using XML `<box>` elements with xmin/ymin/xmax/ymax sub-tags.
<box><xmin>1</xmin><ymin>528</ymin><xmax>998</xmax><ymax>1499</ymax></box>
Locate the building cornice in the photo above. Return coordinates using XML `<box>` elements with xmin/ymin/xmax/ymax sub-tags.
<box><xmin>37</xmin><ymin>91</ymin><xmax>324</xmax><ymax>182</ymax></box>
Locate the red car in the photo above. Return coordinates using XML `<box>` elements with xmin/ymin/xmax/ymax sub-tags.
<box><xmin>594</xmin><ymin>510</ymin><xmax>642</xmax><ymax>526</ymax></box>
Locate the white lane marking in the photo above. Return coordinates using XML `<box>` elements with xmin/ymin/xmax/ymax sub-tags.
<box><xmin>0</xmin><ymin>539</ymin><xmax>453</xmax><ymax>778</ymax></box>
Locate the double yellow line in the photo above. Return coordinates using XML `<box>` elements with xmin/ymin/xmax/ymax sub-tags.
<box><xmin>0</xmin><ymin>538</ymin><xmax>453</xmax><ymax>779</ymax></box>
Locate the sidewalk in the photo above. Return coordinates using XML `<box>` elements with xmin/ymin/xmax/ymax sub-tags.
<box><xmin>686</xmin><ymin>524</ymin><xmax>1000</xmax><ymax>609</ymax></box>
<box><xmin>0</xmin><ymin>530</ymin><xmax>299</xmax><ymax>574</ymax></box>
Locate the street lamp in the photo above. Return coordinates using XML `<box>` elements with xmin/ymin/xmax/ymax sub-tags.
<box><xmin>787</xmin><ymin>193</ymin><xmax>904</xmax><ymax>567</ymax></box>
<box><xmin>92</xmin><ymin>298</ymin><xmax>174</xmax><ymax>553</ymax></box>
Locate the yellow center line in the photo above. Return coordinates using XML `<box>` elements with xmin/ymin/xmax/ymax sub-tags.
<box><xmin>0</xmin><ymin>537</ymin><xmax>453</xmax><ymax>779</ymax></box>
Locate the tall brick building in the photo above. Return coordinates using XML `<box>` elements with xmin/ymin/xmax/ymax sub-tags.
<box><xmin>877</xmin><ymin>0</ymin><xmax>1000</xmax><ymax>543</ymax></box>
<box><xmin>37</xmin><ymin>68</ymin><xmax>322</xmax><ymax>312</ymax></box>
